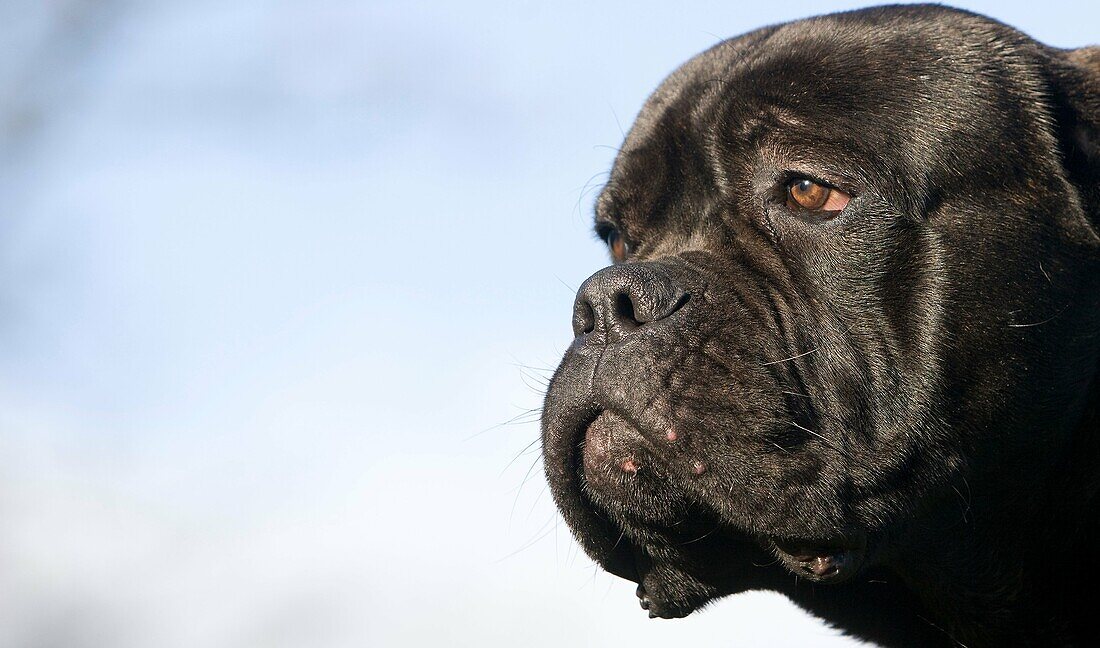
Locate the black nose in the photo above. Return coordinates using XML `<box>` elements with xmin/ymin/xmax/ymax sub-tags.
<box><xmin>572</xmin><ymin>264</ymin><xmax>688</xmax><ymax>343</ymax></box>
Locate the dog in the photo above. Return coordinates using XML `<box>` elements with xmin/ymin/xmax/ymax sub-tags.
<box><xmin>540</xmin><ymin>5</ymin><xmax>1100</xmax><ymax>646</ymax></box>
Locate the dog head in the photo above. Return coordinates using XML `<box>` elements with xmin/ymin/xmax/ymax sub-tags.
<box><xmin>542</xmin><ymin>4</ymin><xmax>1100</xmax><ymax>633</ymax></box>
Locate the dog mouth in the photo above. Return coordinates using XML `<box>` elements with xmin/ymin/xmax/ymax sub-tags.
<box><xmin>769</xmin><ymin>535</ymin><xmax>867</xmax><ymax>583</ymax></box>
<box><xmin>542</xmin><ymin>405</ymin><xmax>730</xmax><ymax>615</ymax></box>
<box><xmin>544</xmin><ymin>392</ymin><xmax>874</xmax><ymax>617</ymax></box>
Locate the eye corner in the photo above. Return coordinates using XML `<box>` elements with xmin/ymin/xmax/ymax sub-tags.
<box><xmin>595</xmin><ymin>221</ymin><xmax>630</xmax><ymax>262</ymax></box>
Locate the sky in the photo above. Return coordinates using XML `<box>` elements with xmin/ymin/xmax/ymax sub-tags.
<box><xmin>0</xmin><ymin>1</ymin><xmax>1095</xmax><ymax>646</ymax></box>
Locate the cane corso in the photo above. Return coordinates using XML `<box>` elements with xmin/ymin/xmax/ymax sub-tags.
<box><xmin>541</xmin><ymin>5</ymin><xmax>1100</xmax><ymax>646</ymax></box>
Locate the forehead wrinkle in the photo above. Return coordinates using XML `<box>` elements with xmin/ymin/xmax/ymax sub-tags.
<box><xmin>642</xmin><ymin>225</ymin><xmax>726</xmax><ymax>261</ymax></box>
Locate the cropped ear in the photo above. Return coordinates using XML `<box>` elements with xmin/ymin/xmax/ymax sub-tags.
<box><xmin>1044</xmin><ymin>46</ymin><xmax>1100</xmax><ymax>223</ymax></box>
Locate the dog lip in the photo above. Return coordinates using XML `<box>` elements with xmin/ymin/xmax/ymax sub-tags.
<box><xmin>770</xmin><ymin>535</ymin><xmax>867</xmax><ymax>583</ymax></box>
<box><xmin>636</xmin><ymin>584</ymin><xmax>695</xmax><ymax>619</ymax></box>
<box><xmin>541</xmin><ymin>396</ymin><xmax>642</xmax><ymax>583</ymax></box>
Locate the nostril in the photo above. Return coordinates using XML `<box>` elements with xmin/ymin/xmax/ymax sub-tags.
<box><xmin>614</xmin><ymin>291</ymin><xmax>638</xmax><ymax>328</ymax></box>
<box><xmin>581</xmin><ymin>302</ymin><xmax>596</xmax><ymax>333</ymax></box>
<box><xmin>572</xmin><ymin>299</ymin><xmax>596</xmax><ymax>338</ymax></box>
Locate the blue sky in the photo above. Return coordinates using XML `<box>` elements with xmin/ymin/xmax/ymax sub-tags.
<box><xmin>0</xmin><ymin>1</ymin><xmax>1095</xmax><ymax>646</ymax></box>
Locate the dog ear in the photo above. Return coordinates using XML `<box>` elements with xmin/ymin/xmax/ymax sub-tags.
<box><xmin>1045</xmin><ymin>46</ymin><xmax>1100</xmax><ymax>222</ymax></box>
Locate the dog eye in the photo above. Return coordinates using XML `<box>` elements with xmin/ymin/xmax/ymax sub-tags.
<box><xmin>606</xmin><ymin>228</ymin><xmax>630</xmax><ymax>262</ymax></box>
<box><xmin>786</xmin><ymin>178</ymin><xmax>850</xmax><ymax>212</ymax></box>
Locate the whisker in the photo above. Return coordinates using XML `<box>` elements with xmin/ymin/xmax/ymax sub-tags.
<box><xmin>525</xmin><ymin>483</ymin><xmax>548</xmax><ymax>523</ymax></box>
<box><xmin>789</xmin><ymin>420</ymin><xmax>854</xmax><ymax>461</ymax></box>
<box><xmin>609</xmin><ymin>103</ymin><xmax>626</xmax><ymax>139</ymax></box>
<box><xmin>762</xmin><ymin>346</ymin><xmax>820</xmax><ymax>366</ymax></box>
<box><xmin>1006</xmin><ymin>303</ymin><xmax>1068</xmax><ymax>328</ymax></box>
<box><xmin>679</xmin><ymin>523</ymin><xmax>722</xmax><ymax>546</ymax></box>
<box><xmin>467</xmin><ymin>406</ymin><xmax>542</xmax><ymax>441</ymax></box>
<box><xmin>518</xmin><ymin>369</ymin><xmax>550</xmax><ymax>394</ymax></box>
<box><xmin>554</xmin><ymin>274</ymin><xmax>578</xmax><ymax>295</ymax></box>
<box><xmin>511</xmin><ymin>360</ymin><xmax>556</xmax><ymax>374</ymax></box>
<box><xmin>495</xmin><ymin>515</ymin><xmax>558</xmax><ymax>563</ymax></box>
<box><xmin>769</xmin><ymin>441</ymin><xmax>793</xmax><ymax>454</ymax></box>
<box><xmin>509</xmin><ymin>454</ymin><xmax>546</xmax><ymax>526</ymax></box>
<box><xmin>573</xmin><ymin>170</ymin><xmax>610</xmax><ymax>220</ymax></box>
<box><xmin>500</xmin><ymin>436</ymin><xmax>542</xmax><ymax>477</ymax></box>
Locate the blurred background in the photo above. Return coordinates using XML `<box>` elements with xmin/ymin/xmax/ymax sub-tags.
<box><xmin>0</xmin><ymin>1</ymin><xmax>1094</xmax><ymax>646</ymax></box>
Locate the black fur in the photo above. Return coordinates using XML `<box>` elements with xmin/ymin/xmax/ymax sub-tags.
<box><xmin>541</xmin><ymin>5</ymin><xmax>1100</xmax><ymax>646</ymax></box>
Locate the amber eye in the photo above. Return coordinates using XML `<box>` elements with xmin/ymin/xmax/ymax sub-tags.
<box><xmin>606</xmin><ymin>228</ymin><xmax>629</xmax><ymax>262</ymax></box>
<box><xmin>786</xmin><ymin>178</ymin><xmax>851</xmax><ymax>212</ymax></box>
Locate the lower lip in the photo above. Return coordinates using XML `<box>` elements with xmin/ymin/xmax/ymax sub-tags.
<box><xmin>773</xmin><ymin>541</ymin><xmax>863</xmax><ymax>581</ymax></box>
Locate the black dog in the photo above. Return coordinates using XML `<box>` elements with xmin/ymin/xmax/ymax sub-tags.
<box><xmin>541</xmin><ymin>5</ymin><xmax>1100</xmax><ymax>646</ymax></box>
